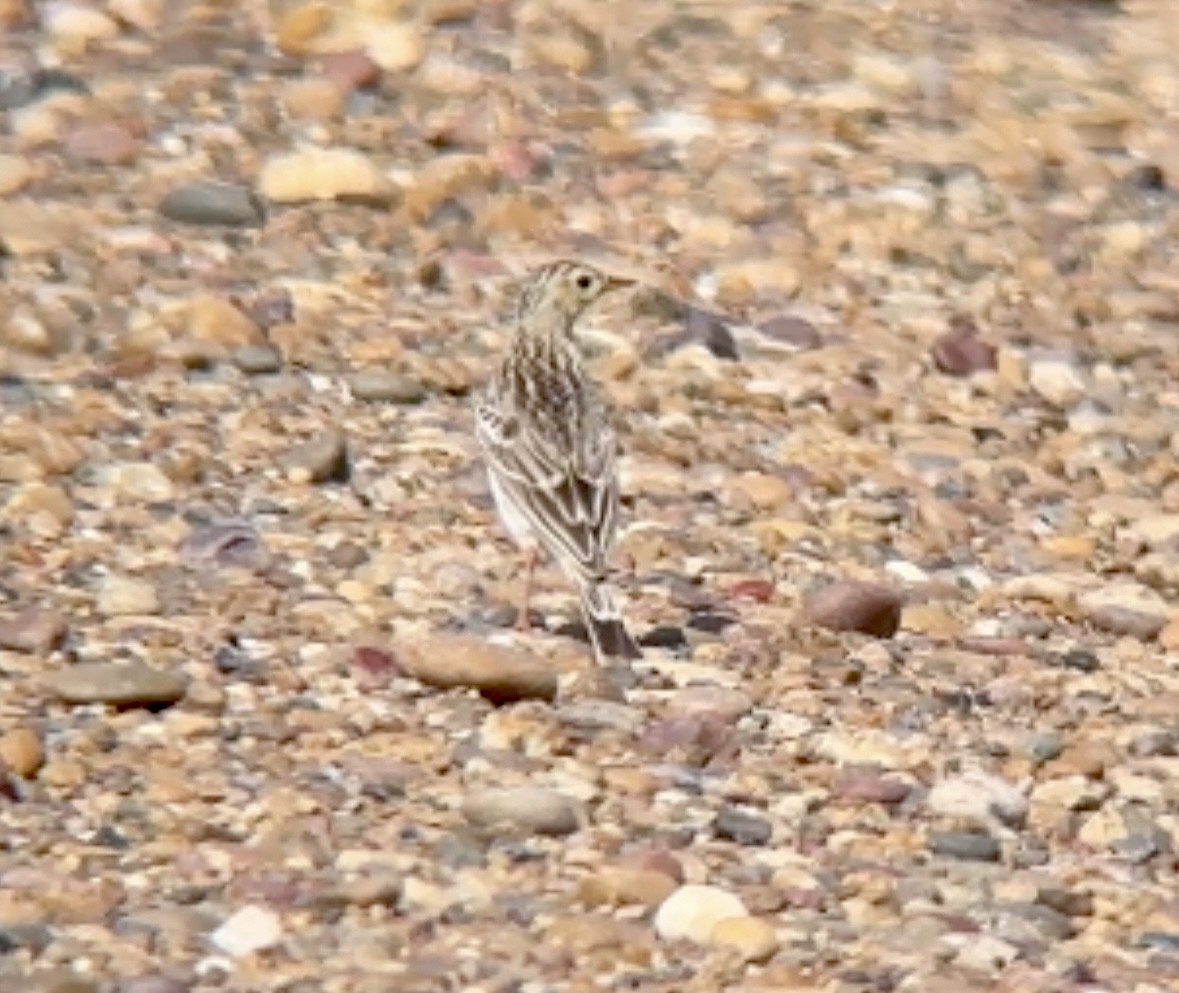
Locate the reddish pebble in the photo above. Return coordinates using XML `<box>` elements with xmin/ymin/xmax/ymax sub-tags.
<box><xmin>320</xmin><ymin>50</ymin><xmax>381</xmax><ymax>92</ymax></box>
<box><xmin>833</xmin><ymin>771</ymin><xmax>912</xmax><ymax>805</ymax></box>
<box><xmin>802</xmin><ymin>580</ymin><xmax>903</xmax><ymax>638</ymax></box>
<box><xmin>622</xmin><ymin>848</ymin><xmax>685</xmax><ymax>884</ymax></box>
<box><xmin>64</xmin><ymin>123</ymin><xmax>141</xmax><ymax>165</ymax></box>
<box><xmin>729</xmin><ymin>578</ymin><xmax>774</xmax><ymax>603</ymax></box>
<box><xmin>931</xmin><ymin>319</ymin><xmax>997</xmax><ymax>376</ymax></box>
<box><xmin>354</xmin><ymin>646</ymin><xmax>396</xmax><ymax>681</ymax></box>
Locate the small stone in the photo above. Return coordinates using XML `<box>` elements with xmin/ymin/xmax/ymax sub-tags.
<box><xmin>178</xmin><ymin>520</ymin><xmax>271</xmax><ymax>572</ymax></box>
<box><xmin>713</xmin><ymin>806</ymin><xmax>772</xmax><ymax>846</ymax></box>
<box><xmin>281</xmin><ymin>78</ymin><xmax>345</xmax><ymax>120</ymax></box>
<box><xmin>709</xmin><ymin>916</ymin><xmax>779</xmax><ymax>963</ymax></box>
<box><xmin>462</xmin><ymin>787</ymin><xmax>583</xmax><ymax>837</ymax></box>
<box><xmin>1078</xmin><ymin>583</ymin><xmax>1170</xmax><ymax>641</ymax></box>
<box><xmin>187</xmin><ymin>295</ymin><xmax>260</xmax><ymax>347</ymax></box>
<box><xmin>348</xmin><ymin>371</ymin><xmax>427</xmax><ymax>404</ymax></box>
<box><xmin>97</xmin><ymin>575</ymin><xmax>160</xmax><ymax>616</ymax></box>
<box><xmin>280</xmin><ymin>430</ymin><xmax>349</xmax><ymax>484</ymax></box>
<box><xmin>833</xmin><ymin>771</ymin><xmax>912</xmax><ymax>805</ymax></box>
<box><xmin>64</xmin><ymin>123</ymin><xmax>140</xmax><ymax>165</ymax></box>
<box><xmin>1123</xmin><ymin>514</ymin><xmax>1179</xmax><ymax>550</ymax></box>
<box><xmin>392</xmin><ymin>634</ymin><xmax>557</xmax><ymax>704</ymax></box>
<box><xmin>320</xmin><ymin>50</ymin><xmax>381</xmax><ymax>91</ymax></box>
<box><xmin>117</xmin><ymin>975</ymin><xmax>189</xmax><ymax>993</ymax></box>
<box><xmin>0</xmin><ymin>726</ymin><xmax>44</xmax><ymax>778</ymax></box>
<box><xmin>158</xmin><ymin>181</ymin><xmax>265</xmax><ymax>228</ymax></box>
<box><xmin>931</xmin><ymin>323</ymin><xmax>997</xmax><ymax>376</ymax></box>
<box><xmin>953</xmin><ymin>933</ymin><xmax>1020</xmax><ymax>972</ymax></box>
<box><xmin>2</xmin><ymin>482</ymin><xmax>75</xmax><ymax>536</ymax></box>
<box><xmin>232</xmin><ymin>344</ymin><xmax>283</xmax><ymax>375</ymax></box>
<box><xmin>108</xmin><ymin>462</ymin><xmax>175</xmax><ymax>503</ymax></box>
<box><xmin>802</xmin><ymin>580</ymin><xmax>903</xmax><ymax>638</ymax></box>
<box><xmin>928</xmin><ymin>829</ymin><xmax>1001</xmax><ymax>862</ymax></box>
<box><xmin>259</xmin><ymin>148</ymin><xmax>392</xmax><ymax>205</ymax></box>
<box><xmin>927</xmin><ymin>771</ymin><xmax>1028</xmax><ymax>828</ymax></box>
<box><xmin>577</xmin><ymin>867</ymin><xmax>678</xmax><ymax>909</ymax></box>
<box><xmin>0</xmin><ymin>154</ymin><xmax>34</xmax><ymax>195</ymax></box>
<box><xmin>757</xmin><ymin>314</ymin><xmax>822</xmax><ymax>350</ymax></box>
<box><xmin>45</xmin><ymin>2</ymin><xmax>119</xmax><ymax>48</ymax></box>
<box><xmin>1028</xmin><ymin>355</ymin><xmax>1087</xmax><ymax>407</ymax></box>
<box><xmin>45</xmin><ymin>661</ymin><xmax>187</xmax><ymax>707</ymax></box>
<box><xmin>726</xmin><ymin>471</ymin><xmax>795</xmax><ymax>509</ymax></box>
<box><xmin>312</xmin><ymin>871</ymin><xmax>403</xmax><ymax>910</ymax></box>
<box><xmin>0</xmin><ymin>609</ymin><xmax>68</xmax><ymax>653</ymax></box>
<box><xmin>210</xmin><ymin>904</ymin><xmax>283</xmax><ymax>958</ymax></box>
<box><xmin>25</xmin><ymin>971</ymin><xmax>100</xmax><ymax>993</ymax></box>
<box><xmin>275</xmin><ymin>1</ymin><xmax>332</xmax><ymax>55</ymax></box>
<box><xmin>654</xmin><ymin>885</ymin><xmax>749</xmax><ymax>944</ymax></box>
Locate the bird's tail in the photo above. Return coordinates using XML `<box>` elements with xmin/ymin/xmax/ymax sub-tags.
<box><xmin>576</xmin><ymin>579</ymin><xmax>643</xmax><ymax>662</ymax></box>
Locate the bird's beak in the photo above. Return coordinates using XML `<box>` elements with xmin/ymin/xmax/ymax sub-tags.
<box><xmin>605</xmin><ymin>275</ymin><xmax>636</xmax><ymax>293</ymax></box>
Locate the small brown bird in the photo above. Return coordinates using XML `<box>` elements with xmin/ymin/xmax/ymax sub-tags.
<box><xmin>474</xmin><ymin>260</ymin><xmax>643</xmax><ymax>662</ymax></box>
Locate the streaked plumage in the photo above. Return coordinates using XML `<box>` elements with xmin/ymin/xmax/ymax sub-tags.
<box><xmin>475</xmin><ymin>260</ymin><xmax>642</xmax><ymax>662</ymax></box>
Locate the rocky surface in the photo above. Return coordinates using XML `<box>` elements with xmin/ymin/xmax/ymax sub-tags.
<box><xmin>2</xmin><ymin>0</ymin><xmax>1179</xmax><ymax>990</ymax></box>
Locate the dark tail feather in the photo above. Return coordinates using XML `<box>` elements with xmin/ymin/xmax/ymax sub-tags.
<box><xmin>577</xmin><ymin>580</ymin><xmax>643</xmax><ymax>662</ymax></box>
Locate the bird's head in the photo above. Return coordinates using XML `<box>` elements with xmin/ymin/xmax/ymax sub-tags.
<box><xmin>516</xmin><ymin>260</ymin><xmax>634</xmax><ymax>331</ymax></box>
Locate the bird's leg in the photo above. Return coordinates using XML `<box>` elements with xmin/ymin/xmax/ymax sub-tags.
<box><xmin>517</xmin><ymin>547</ymin><xmax>538</xmax><ymax>632</ymax></box>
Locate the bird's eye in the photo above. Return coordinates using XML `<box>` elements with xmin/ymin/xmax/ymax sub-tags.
<box><xmin>576</xmin><ymin>274</ymin><xmax>593</xmax><ymax>290</ymax></box>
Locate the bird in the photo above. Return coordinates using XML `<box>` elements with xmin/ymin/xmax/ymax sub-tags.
<box><xmin>474</xmin><ymin>259</ymin><xmax>643</xmax><ymax>663</ymax></box>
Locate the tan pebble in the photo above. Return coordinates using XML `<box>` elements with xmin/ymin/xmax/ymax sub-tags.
<box><xmin>1</xmin><ymin>483</ymin><xmax>75</xmax><ymax>537</ymax></box>
<box><xmin>365</xmin><ymin>21</ymin><xmax>426</xmax><ymax>72</ymax></box>
<box><xmin>0</xmin><ymin>154</ymin><xmax>34</xmax><ymax>196</ymax></box>
<box><xmin>109</xmin><ymin>0</ymin><xmax>163</xmax><ymax>30</ymax></box>
<box><xmin>39</xmin><ymin>757</ymin><xmax>86</xmax><ymax>789</ymax></box>
<box><xmin>402</xmin><ymin>154</ymin><xmax>494</xmax><ymax>219</ymax></box>
<box><xmin>276</xmin><ymin>1</ymin><xmax>334</xmax><ymax>55</ymax></box>
<box><xmin>45</xmin><ymin>2</ymin><xmax>119</xmax><ymax>50</ymax></box>
<box><xmin>64</xmin><ymin>123</ymin><xmax>140</xmax><ymax>165</ymax></box>
<box><xmin>259</xmin><ymin>147</ymin><xmax>392</xmax><ymax>204</ymax></box>
<box><xmin>578</xmin><ymin>867</ymin><xmax>678</xmax><ymax>909</ymax></box>
<box><xmin>97</xmin><ymin>575</ymin><xmax>160</xmax><ymax>617</ymax></box>
<box><xmin>187</xmin><ymin>295</ymin><xmax>260</xmax><ymax>346</ymax></box>
<box><xmin>1159</xmin><ymin>616</ymin><xmax>1179</xmax><ymax>651</ymax></box>
<box><xmin>725</xmin><ymin>471</ymin><xmax>795</xmax><ymax>510</ymax></box>
<box><xmin>1039</xmin><ymin>534</ymin><xmax>1095</xmax><ymax>559</ymax></box>
<box><xmin>901</xmin><ymin>603</ymin><xmax>962</xmax><ymax>638</ymax></box>
<box><xmin>0</xmin><ymin>726</ymin><xmax>45</xmax><ymax>778</ymax></box>
<box><xmin>710</xmin><ymin>915</ymin><xmax>780</xmax><ymax>962</ymax></box>
<box><xmin>526</xmin><ymin>30</ymin><xmax>595</xmax><ymax>74</ymax></box>
<box><xmin>282</xmin><ymin>78</ymin><xmax>346</xmax><ymax>120</ymax></box>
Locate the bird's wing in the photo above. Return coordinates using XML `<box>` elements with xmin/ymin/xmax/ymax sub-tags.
<box><xmin>476</xmin><ymin>392</ymin><xmax>618</xmax><ymax>580</ymax></box>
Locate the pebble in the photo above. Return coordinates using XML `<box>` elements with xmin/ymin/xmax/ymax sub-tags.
<box><xmin>258</xmin><ymin>148</ymin><xmax>392</xmax><ymax>204</ymax></box>
<box><xmin>280</xmin><ymin>430</ymin><xmax>349</xmax><ymax>484</ymax></box>
<box><xmin>713</xmin><ymin>805</ymin><xmax>773</xmax><ymax>845</ymax></box>
<box><xmin>926</xmin><ymin>770</ymin><xmax>1028</xmax><ymax>828</ymax></box>
<box><xmin>0</xmin><ymin>153</ymin><xmax>34</xmax><ymax>195</ymax></box>
<box><xmin>393</xmin><ymin>634</ymin><xmax>558</xmax><ymax>704</ymax></box>
<box><xmin>931</xmin><ymin>321</ymin><xmax>997</xmax><ymax>376</ymax></box>
<box><xmin>709</xmin><ymin>916</ymin><xmax>780</xmax><ymax>962</ymax></box>
<box><xmin>833</xmin><ymin>771</ymin><xmax>912</xmax><ymax>805</ymax></box>
<box><xmin>577</xmin><ymin>866</ymin><xmax>679</xmax><ymax>909</ymax></box>
<box><xmin>187</xmin><ymin>295</ymin><xmax>260</xmax><ymax>347</ymax></box>
<box><xmin>801</xmin><ymin>580</ymin><xmax>903</xmax><ymax>637</ymax></box>
<box><xmin>320</xmin><ymin>50</ymin><xmax>382</xmax><ymax>92</ymax></box>
<box><xmin>44</xmin><ymin>661</ymin><xmax>187</xmax><ymax>707</ymax></box>
<box><xmin>158</xmin><ymin>181</ymin><xmax>266</xmax><ymax>227</ymax></box>
<box><xmin>347</xmin><ymin>371</ymin><xmax>427</xmax><ymax>404</ymax></box>
<box><xmin>209</xmin><ymin>905</ymin><xmax>283</xmax><ymax>957</ymax></box>
<box><xmin>927</xmin><ymin>829</ymin><xmax>1001</xmax><ymax>862</ymax></box>
<box><xmin>232</xmin><ymin>344</ymin><xmax>283</xmax><ymax>375</ymax></box>
<box><xmin>64</xmin><ymin>123</ymin><xmax>140</xmax><ymax>165</ymax></box>
<box><xmin>462</xmin><ymin>787</ymin><xmax>584</xmax><ymax>837</ymax></box>
<box><xmin>97</xmin><ymin>575</ymin><xmax>160</xmax><ymax>616</ymax></box>
<box><xmin>0</xmin><ymin>725</ymin><xmax>45</xmax><ymax>778</ymax></box>
<box><xmin>756</xmin><ymin>313</ymin><xmax>822</xmax><ymax>350</ymax></box>
<box><xmin>654</xmin><ymin>884</ymin><xmax>749</xmax><ymax>943</ymax></box>
<box><xmin>1077</xmin><ymin>583</ymin><xmax>1171</xmax><ymax>640</ymax></box>
<box><xmin>108</xmin><ymin>462</ymin><xmax>175</xmax><ymax>503</ymax></box>
<box><xmin>1028</xmin><ymin>355</ymin><xmax>1087</xmax><ymax>407</ymax></box>
<box><xmin>0</xmin><ymin>608</ymin><xmax>68</xmax><ymax>653</ymax></box>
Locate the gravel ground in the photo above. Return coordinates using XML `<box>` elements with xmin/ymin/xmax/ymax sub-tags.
<box><xmin>2</xmin><ymin>1</ymin><xmax>1179</xmax><ymax>991</ymax></box>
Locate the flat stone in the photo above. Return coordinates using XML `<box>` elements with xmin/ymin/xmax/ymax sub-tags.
<box><xmin>158</xmin><ymin>181</ymin><xmax>266</xmax><ymax>227</ymax></box>
<box><xmin>708</xmin><ymin>916</ymin><xmax>780</xmax><ymax>962</ymax></box>
<box><xmin>258</xmin><ymin>147</ymin><xmax>393</xmax><ymax>204</ymax></box>
<box><xmin>44</xmin><ymin>662</ymin><xmax>187</xmax><ymax>707</ymax></box>
<box><xmin>928</xmin><ymin>829</ymin><xmax>1001</xmax><ymax>862</ymax></box>
<box><xmin>348</xmin><ymin>371</ymin><xmax>427</xmax><ymax>404</ymax></box>
<box><xmin>394</xmin><ymin>634</ymin><xmax>557</xmax><ymax>704</ymax></box>
<box><xmin>1028</xmin><ymin>355</ymin><xmax>1087</xmax><ymax>407</ymax></box>
<box><xmin>1078</xmin><ymin>583</ymin><xmax>1171</xmax><ymax>640</ymax></box>
<box><xmin>209</xmin><ymin>904</ymin><xmax>283</xmax><ymax>957</ymax></box>
<box><xmin>713</xmin><ymin>805</ymin><xmax>773</xmax><ymax>845</ymax></box>
<box><xmin>232</xmin><ymin>344</ymin><xmax>284</xmax><ymax>375</ymax></box>
<box><xmin>654</xmin><ymin>884</ymin><xmax>749</xmax><ymax>943</ymax></box>
<box><xmin>462</xmin><ymin>786</ymin><xmax>584</xmax><ymax>837</ymax></box>
<box><xmin>577</xmin><ymin>867</ymin><xmax>678</xmax><ymax>909</ymax></box>
<box><xmin>97</xmin><ymin>575</ymin><xmax>160</xmax><ymax>616</ymax></box>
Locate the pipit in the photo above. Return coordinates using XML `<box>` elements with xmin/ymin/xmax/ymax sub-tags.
<box><xmin>475</xmin><ymin>260</ymin><xmax>643</xmax><ymax>662</ymax></box>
